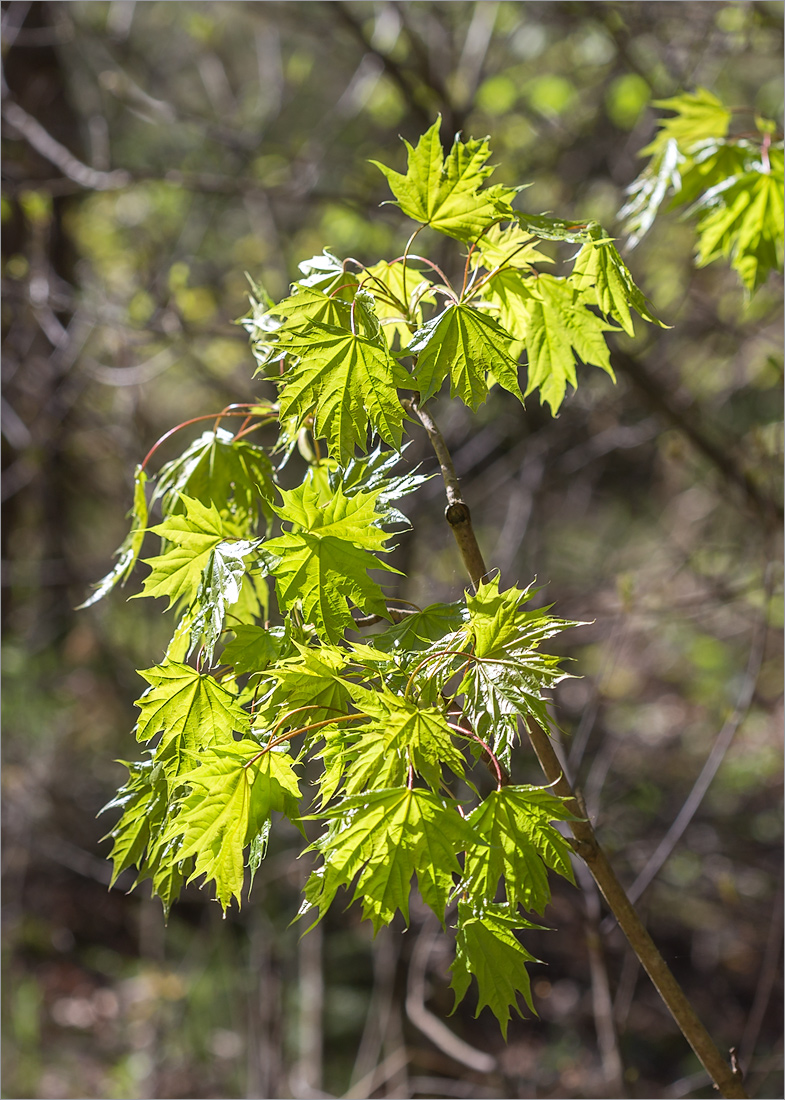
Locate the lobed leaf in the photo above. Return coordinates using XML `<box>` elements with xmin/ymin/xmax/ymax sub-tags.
<box><xmin>372</xmin><ymin>117</ymin><xmax>517</xmax><ymax>243</ymax></box>
<box><xmin>164</xmin><ymin>740</ymin><xmax>301</xmax><ymax>912</ymax></box>
<box><xmin>406</xmin><ymin>303</ymin><xmax>524</xmax><ymax>409</ymax></box>
<box><xmin>152</xmin><ymin>428</ymin><xmax>277</xmax><ymax>529</ymax></box>
<box><xmin>264</xmin><ymin>482</ymin><xmax>400</xmax><ymax>642</ymax></box>
<box><xmin>134</xmin><ymin>661</ymin><xmax>248</xmax><ymax>783</ymax></box>
<box><xmin>302</xmin><ymin>787</ymin><xmax>480</xmax><ymax>932</ymax></box>
<box><xmin>276</xmin><ymin>321</ymin><xmax>410</xmax><ymax>463</ymax></box>
<box><xmin>138</xmin><ymin>495</ymin><xmax>245</xmax><ymax>611</ymax></box>
<box><xmin>450</xmin><ymin>901</ymin><xmax>543</xmax><ymax>1037</ymax></box>
<box><xmin>571</xmin><ymin>226</ymin><xmax>664</xmax><ymax>335</ymax></box>
<box><xmin>463</xmin><ymin>785</ymin><xmax>576</xmax><ymax>914</ymax></box>
<box><xmin>520</xmin><ymin>274</ymin><xmax>617</xmax><ymax>413</ymax></box>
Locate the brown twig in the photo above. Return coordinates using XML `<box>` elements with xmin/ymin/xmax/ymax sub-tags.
<box><xmin>414</xmin><ymin>399</ymin><xmax>748</xmax><ymax>1100</ymax></box>
<box><xmin>401</xmin><ymin>398</ymin><xmax>488</xmax><ymax>592</ymax></box>
<box><xmin>524</xmin><ymin>719</ymin><xmax>747</xmax><ymax>1099</ymax></box>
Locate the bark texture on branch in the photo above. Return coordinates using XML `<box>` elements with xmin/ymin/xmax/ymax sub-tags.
<box><xmin>417</xmin><ymin>398</ymin><xmax>748</xmax><ymax>1100</ymax></box>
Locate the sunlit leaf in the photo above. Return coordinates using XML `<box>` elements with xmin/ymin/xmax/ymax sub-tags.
<box><xmin>372</xmin><ymin>117</ymin><xmax>517</xmax><ymax>242</ymax></box>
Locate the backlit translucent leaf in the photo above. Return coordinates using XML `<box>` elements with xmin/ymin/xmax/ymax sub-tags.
<box><xmin>79</xmin><ymin>465</ymin><xmax>148</xmax><ymax>608</ymax></box>
<box><xmin>164</xmin><ymin>740</ymin><xmax>301</xmax><ymax>911</ymax></box>
<box><xmin>134</xmin><ymin>661</ymin><xmax>247</xmax><ymax>782</ymax></box>
<box><xmin>437</xmin><ymin>576</ymin><xmax>581</xmax><ymax>767</ymax></box>
<box><xmin>270</xmin><ymin>285</ymin><xmax>353</xmax><ymax>333</ymax></box>
<box><xmin>463</xmin><ymin>785</ymin><xmax>575</xmax><ymax>914</ymax></box>
<box><xmin>406</xmin><ymin>303</ymin><xmax>523</xmax><ymax>409</ymax></box>
<box><xmin>520</xmin><ymin>274</ymin><xmax>617</xmax><ymax>413</ymax></box>
<box><xmin>336</xmin><ymin>684</ymin><xmax>465</xmax><ymax>796</ymax></box>
<box><xmin>264</xmin><ymin>482</ymin><xmax>399</xmax><ymax>642</ymax></box>
<box><xmin>101</xmin><ymin>757</ymin><xmax>164</xmax><ymax>886</ymax></box>
<box><xmin>372</xmin><ymin>117</ymin><xmax>517</xmax><ymax>242</ymax></box>
<box><xmin>302</xmin><ymin>787</ymin><xmax>478</xmax><ymax>932</ymax></box>
<box><xmin>152</xmin><ymin>428</ymin><xmax>276</xmax><ymax>529</ymax></box>
<box><xmin>691</xmin><ymin>160</ymin><xmax>784</xmax><ymax>292</ymax></box>
<box><xmin>266</xmin><ymin>643</ymin><xmax>352</xmax><ymax>727</ymax></box>
<box><xmin>189</xmin><ymin>538</ymin><xmax>259</xmax><ymax>663</ymax></box>
<box><xmin>372</xmin><ymin>601</ymin><xmax>468</xmax><ymax>655</ymax></box>
<box><xmin>470</xmin><ymin>220</ymin><xmax>551</xmax><ymax>271</ymax></box>
<box><xmin>221</xmin><ymin>624</ymin><xmax>286</xmax><ymax>676</ymax></box>
<box><xmin>362</xmin><ymin>260</ymin><xmax>435</xmax><ymax>349</ymax></box>
<box><xmin>643</xmin><ymin>87</ymin><xmax>731</xmax><ymax>153</ymax></box>
<box><xmin>276</xmin><ymin>321</ymin><xmax>410</xmax><ymax>463</ymax></box>
<box><xmin>450</xmin><ymin>901</ymin><xmax>542</xmax><ymax>1037</ymax></box>
<box><xmin>138</xmin><ymin>496</ymin><xmax>244</xmax><ymax>610</ymax></box>
<box><xmin>571</xmin><ymin>226</ymin><xmax>664</xmax><ymax>335</ymax></box>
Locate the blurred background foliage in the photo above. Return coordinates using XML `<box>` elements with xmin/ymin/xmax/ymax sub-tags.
<box><xmin>1</xmin><ymin>2</ymin><xmax>782</xmax><ymax>1098</ymax></box>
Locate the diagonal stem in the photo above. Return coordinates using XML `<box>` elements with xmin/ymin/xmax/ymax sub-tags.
<box><xmin>413</xmin><ymin>399</ymin><xmax>748</xmax><ymax>1100</ymax></box>
<box><xmin>402</xmin><ymin>398</ymin><xmax>487</xmax><ymax>592</ymax></box>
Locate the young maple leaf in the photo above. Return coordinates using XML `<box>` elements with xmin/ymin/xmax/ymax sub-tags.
<box><xmin>302</xmin><ymin>787</ymin><xmax>479</xmax><ymax>932</ymax></box>
<box><xmin>164</xmin><ymin>740</ymin><xmax>301</xmax><ymax>912</ymax></box>
<box><xmin>134</xmin><ymin>661</ymin><xmax>248</xmax><ymax>783</ymax></box>
<box><xmin>276</xmin><ymin>320</ymin><xmax>410</xmax><ymax>463</ymax></box>
<box><xmin>372</xmin><ymin>117</ymin><xmax>518</xmax><ymax>243</ymax></box>
<box><xmin>448</xmin><ymin>575</ymin><xmax>581</xmax><ymax>763</ymax></box>
<box><xmin>520</xmin><ymin>274</ymin><xmax>617</xmax><ymax>413</ymax></box>
<box><xmin>137</xmin><ymin>495</ymin><xmax>246</xmax><ymax>610</ymax></box>
<box><xmin>266</xmin><ymin>643</ymin><xmax>353</xmax><ymax>726</ymax></box>
<box><xmin>152</xmin><ymin>428</ymin><xmax>277</xmax><ymax>529</ymax></box>
<box><xmin>263</xmin><ymin>481</ymin><xmax>400</xmax><ymax>642</ymax></box>
<box><xmin>450</xmin><ymin>901</ymin><xmax>543</xmax><ymax>1038</ymax></box>
<box><xmin>691</xmin><ymin>160</ymin><xmax>785</xmax><ymax>292</ymax></box>
<box><xmin>462</xmin><ymin>785</ymin><xmax>576</xmax><ymax>914</ymax></box>
<box><xmin>335</xmin><ymin>683</ymin><xmax>466</xmax><ymax>796</ymax></box>
<box><xmin>571</xmin><ymin>225</ymin><xmax>665</xmax><ymax>335</ymax></box>
<box><xmin>405</xmin><ymin>303</ymin><xmax>524</xmax><ymax>409</ymax></box>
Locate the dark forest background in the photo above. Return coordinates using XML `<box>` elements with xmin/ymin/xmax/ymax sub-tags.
<box><xmin>1</xmin><ymin>3</ymin><xmax>783</xmax><ymax>1098</ymax></box>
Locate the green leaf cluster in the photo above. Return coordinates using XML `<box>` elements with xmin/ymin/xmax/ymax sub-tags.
<box><xmin>622</xmin><ymin>88</ymin><xmax>784</xmax><ymax>291</ymax></box>
<box><xmin>82</xmin><ymin>116</ymin><xmax>668</xmax><ymax>1034</ymax></box>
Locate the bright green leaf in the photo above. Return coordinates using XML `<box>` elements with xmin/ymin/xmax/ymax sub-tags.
<box><xmin>138</xmin><ymin>496</ymin><xmax>243</xmax><ymax>610</ymax></box>
<box><xmin>406</xmin><ymin>303</ymin><xmax>523</xmax><ymax>409</ymax></box>
<box><xmin>134</xmin><ymin>661</ymin><xmax>247</xmax><ymax>782</ymax></box>
<box><xmin>372</xmin><ymin>117</ymin><xmax>517</xmax><ymax>242</ymax></box>
<box><xmin>152</xmin><ymin>429</ymin><xmax>276</xmax><ymax>529</ymax></box>
<box><xmin>264</xmin><ymin>482</ymin><xmax>399</xmax><ymax>642</ymax></box>
<box><xmin>520</xmin><ymin>275</ymin><xmax>617</xmax><ymax>413</ymax></box>
<box><xmin>165</xmin><ymin>740</ymin><xmax>301</xmax><ymax>911</ymax></box>
<box><xmin>450</xmin><ymin>901</ymin><xmax>542</xmax><ymax>1037</ymax></box>
<box><xmin>303</xmin><ymin>787</ymin><xmax>478</xmax><ymax>931</ymax></box>
<box><xmin>276</xmin><ymin>321</ymin><xmax>410</xmax><ymax>463</ymax></box>
<box><xmin>463</xmin><ymin>785</ymin><xmax>575</xmax><ymax>914</ymax></box>
<box><xmin>571</xmin><ymin>227</ymin><xmax>664</xmax><ymax>335</ymax></box>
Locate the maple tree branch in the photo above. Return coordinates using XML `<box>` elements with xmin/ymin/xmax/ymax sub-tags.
<box><xmin>524</xmin><ymin>718</ymin><xmax>748</xmax><ymax>1100</ymax></box>
<box><xmin>414</xmin><ymin>399</ymin><xmax>748</xmax><ymax>1099</ymax></box>
<box><xmin>402</xmin><ymin>398</ymin><xmax>488</xmax><ymax>592</ymax></box>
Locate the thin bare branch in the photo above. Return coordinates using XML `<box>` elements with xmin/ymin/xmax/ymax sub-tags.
<box><xmin>402</xmin><ymin>398</ymin><xmax>488</xmax><ymax>592</ymax></box>
<box><xmin>405</xmin><ymin>920</ymin><xmax>497</xmax><ymax>1075</ymax></box>
<box><xmin>2</xmin><ymin>98</ymin><xmax>131</xmax><ymax>190</ymax></box>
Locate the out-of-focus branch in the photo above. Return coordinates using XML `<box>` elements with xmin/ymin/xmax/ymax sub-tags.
<box><xmin>2</xmin><ymin>98</ymin><xmax>131</xmax><ymax>190</ymax></box>
<box><xmin>330</xmin><ymin>0</ymin><xmax>434</xmax><ymax>130</ymax></box>
<box><xmin>612</xmin><ymin>346</ymin><xmax>783</xmax><ymax>522</ymax></box>
<box><xmin>604</xmin><ymin>581</ymin><xmax>770</xmax><ymax>921</ymax></box>
<box><xmin>405</xmin><ymin>920</ymin><xmax>497</xmax><ymax>1075</ymax></box>
<box><xmin>525</xmin><ymin>719</ymin><xmax>748</xmax><ymax>1100</ymax></box>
